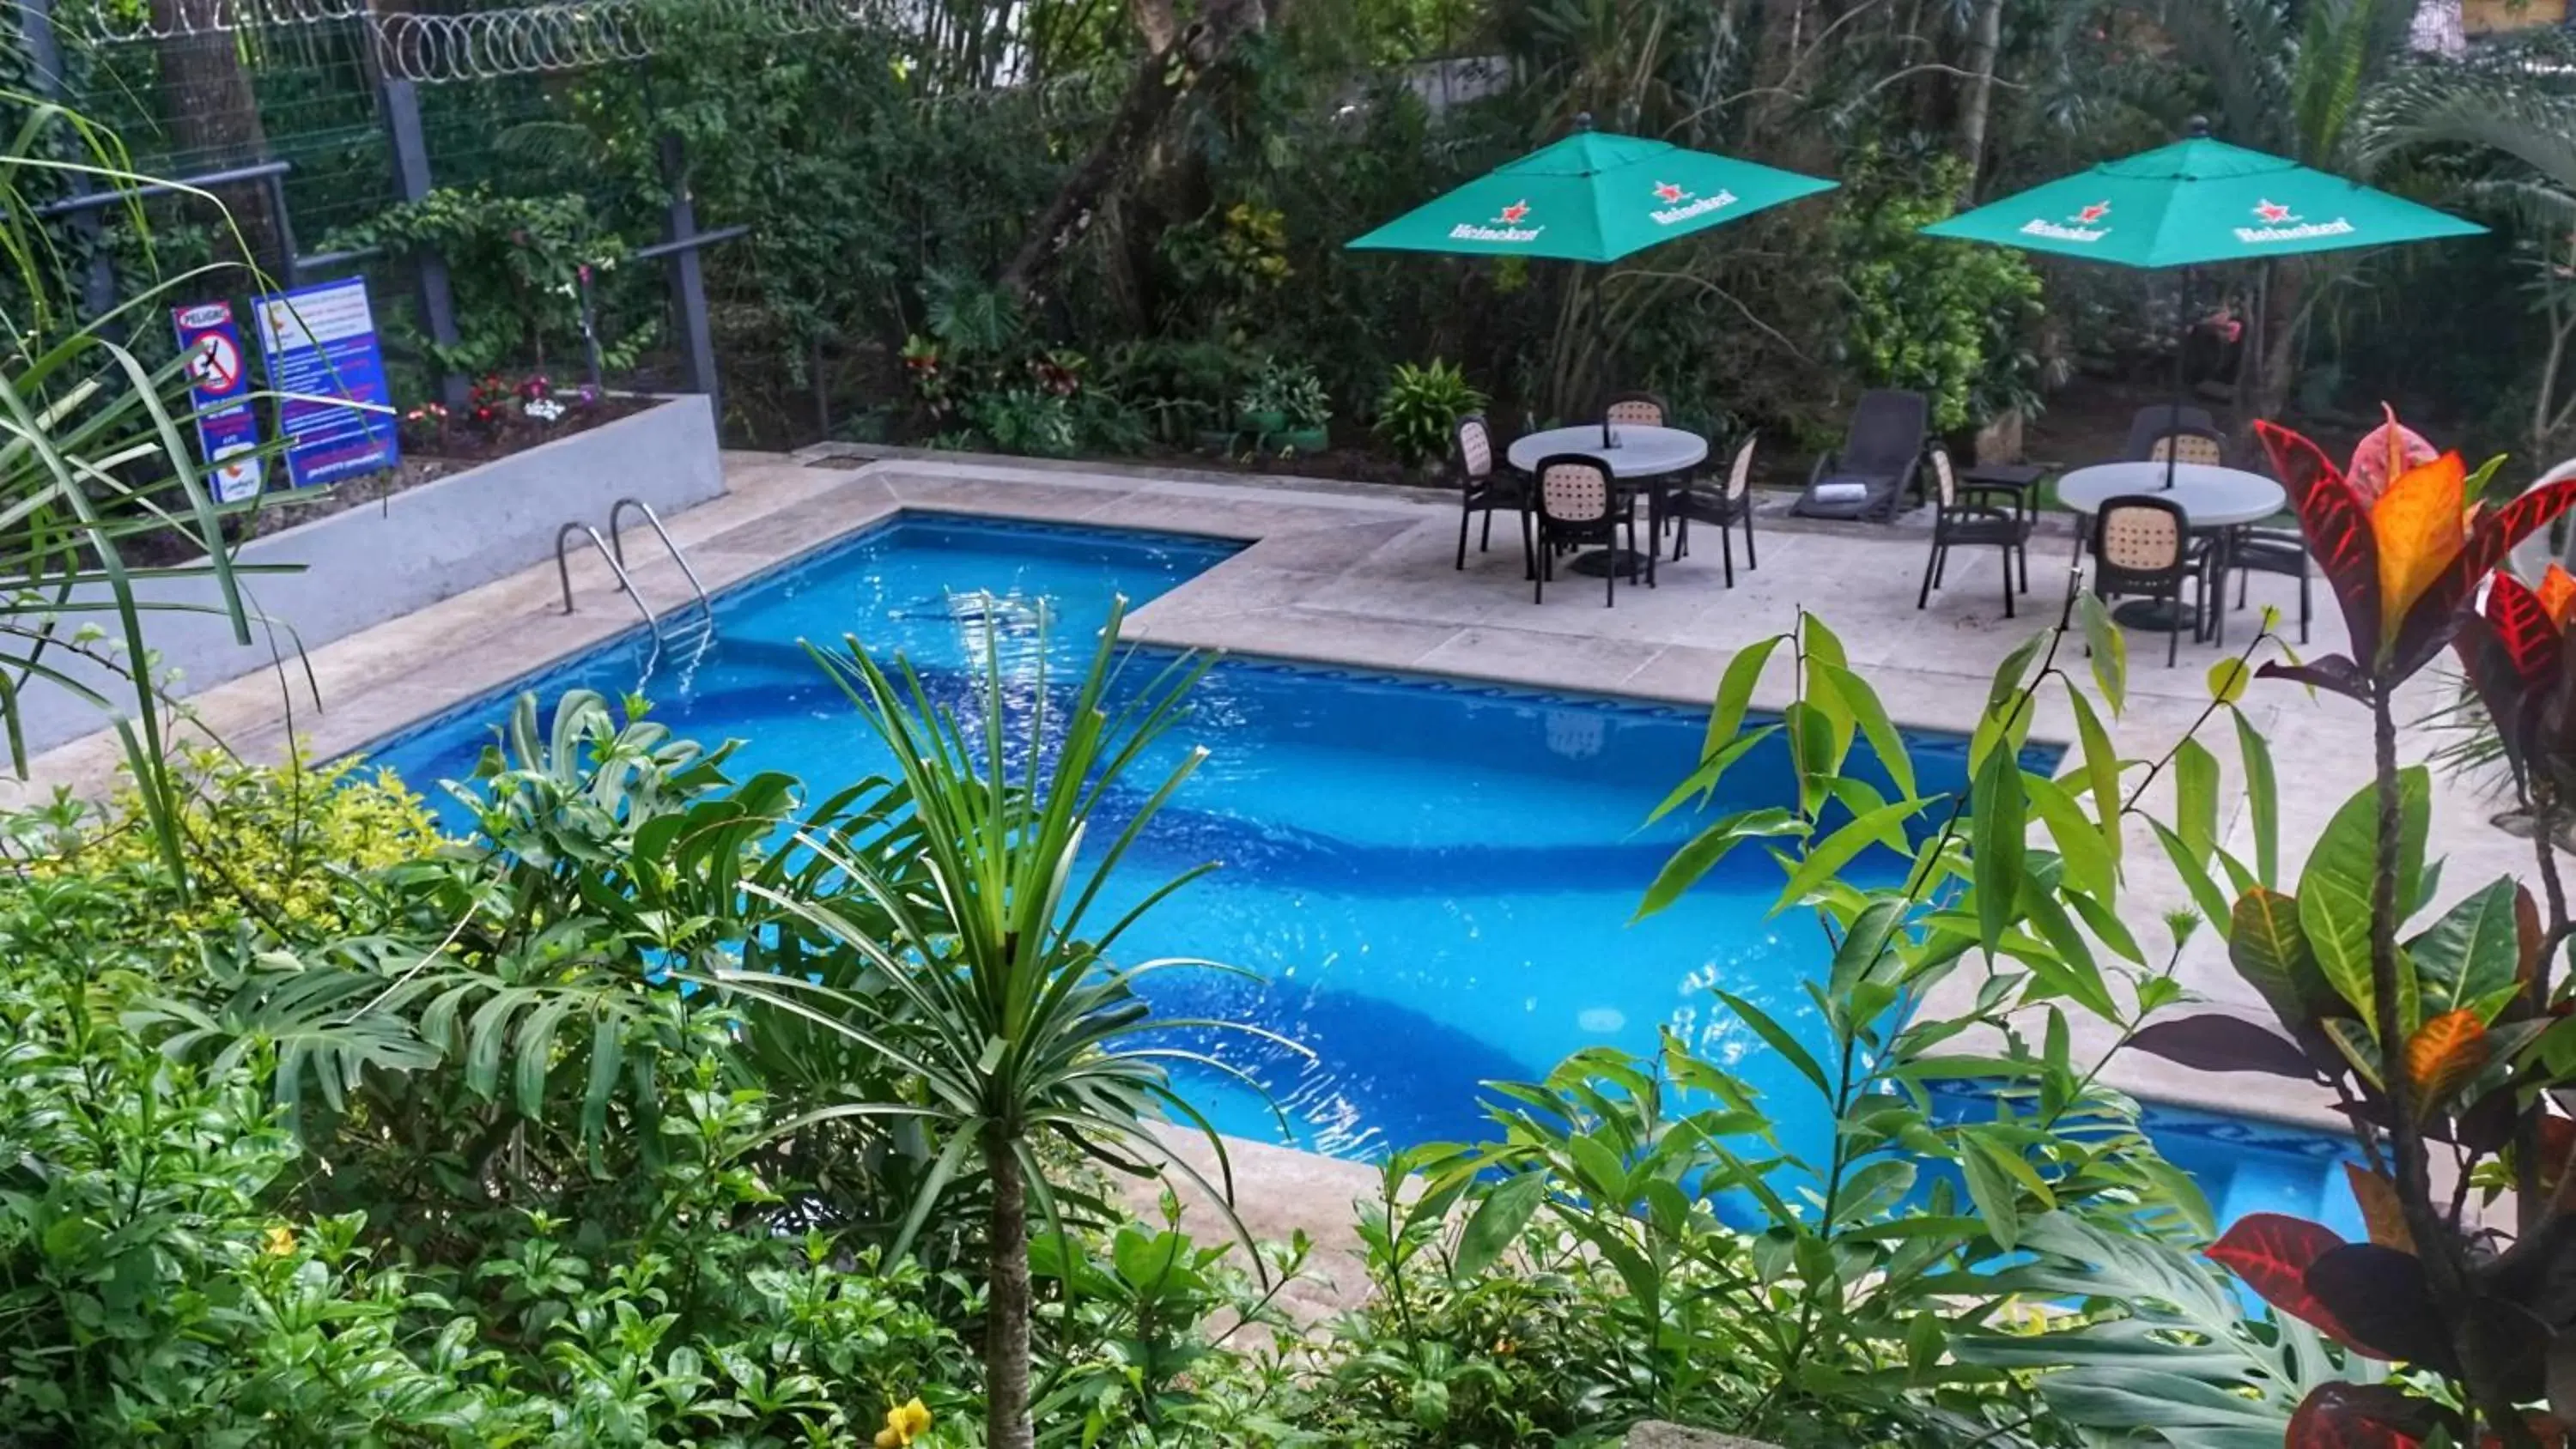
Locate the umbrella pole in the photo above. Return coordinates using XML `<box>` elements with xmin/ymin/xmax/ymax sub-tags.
<box><xmin>1595</xmin><ymin>267</ymin><xmax>1614</xmax><ymax>447</ymax></box>
<box><xmin>2163</xmin><ymin>267</ymin><xmax>2190</xmax><ymax>492</ymax></box>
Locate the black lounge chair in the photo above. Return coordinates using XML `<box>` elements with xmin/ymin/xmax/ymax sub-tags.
<box><xmin>1793</xmin><ymin>389</ymin><xmax>1928</xmax><ymax>522</ymax></box>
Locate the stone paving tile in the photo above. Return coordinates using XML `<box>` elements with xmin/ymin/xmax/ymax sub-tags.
<box><xmin>1412</xmin><ymin>627</ymin><xmax>1666</xmax><ymax>697</ymax></box>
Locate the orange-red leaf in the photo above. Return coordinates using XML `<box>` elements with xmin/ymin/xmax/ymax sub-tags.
<box><xmin>2372</xmin><ymin>452</ymin><xmax>2469</xmax><ymax>644</ymax></box>
<box><xmin>2259</xmin><ymin>419</ymin><xmax>2383</xmax><ymax>664</ymax></box>
<box><xmin>2401</xmin><ymin>1009</ymin><xmax>2490</xmax><ymax>1115</ymax></box>
<box><xmin>2541</xmin><ymin>562</ymin><xmax>2576</xmax><ymax>627</ymax></box>
<box><xmin>2341</xmin><ymin>1162</ymin><xmax>2415</xmax><ymax>1255</ymax></box>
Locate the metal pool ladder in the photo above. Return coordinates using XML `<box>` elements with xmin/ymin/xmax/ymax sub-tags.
<box><xmin>553</xmin><ymin>498</ymin><xmax>714</xmax><ymax>654</ymax></box>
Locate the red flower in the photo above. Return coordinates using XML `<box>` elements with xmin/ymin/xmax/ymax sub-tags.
<box><xmin>2255</xmin><ymin>410</ymin><xmax>2576</xmax><ymax>697</ymax></box>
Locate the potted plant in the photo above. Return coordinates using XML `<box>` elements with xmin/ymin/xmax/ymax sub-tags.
<box><xmin>1237</xmin><ymin>359</ymin><xmax>1332</xmax><ymax>454</ymax></box>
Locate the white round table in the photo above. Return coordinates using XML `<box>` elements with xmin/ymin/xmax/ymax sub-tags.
<box><xmin>2054</xmin><ymin>461</ymin><xmax>2287</xmax><ymax>526</ymax></box>
<box><xmin>2056</xmin><ymin>461</ymin><xmax>2287</xmax><ymax>634</ymax></box>
<box><xmin>1507</xmin><ymin>425</ymin><xmax>1710</xmax><ymax>576</ymax></box>
<box><xmin>1506</xmin><ymin>423</ymin><xmax>1709</xmax><ymax>479</ymax></box>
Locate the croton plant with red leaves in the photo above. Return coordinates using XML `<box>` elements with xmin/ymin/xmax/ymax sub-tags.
<box><xmin>2122</xmin><ymin>412</ymin><xmax>2576</xmax><ymax>1449</ymax></box>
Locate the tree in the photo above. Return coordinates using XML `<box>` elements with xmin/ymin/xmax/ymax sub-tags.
<box><xmin>147</xmin><ymin>0</ymin><xmax>287</xmax><ymax>272</ymax></box>
<box><xmin>999</xmin><ymin>0</ymin><xmax>1274</xmax><ymax>303</ymax></box>
<box><xmin>713</xmin><ymin>603</ymin><xmax>1284</xmax><ymax>1449</ymax></box>
<box><xmin>2374</xmin><ymin>33</ymin><xmax>2576</xmax><ymax>467</ymax></box>
<box><xmin>2142</xmin><ymin>0</ymin><xmax>2415</xmax><ymax>423</ymax></box>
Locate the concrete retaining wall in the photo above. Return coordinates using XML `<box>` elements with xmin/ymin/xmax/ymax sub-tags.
<box><xmin>20</xmin><ymin>393</ymin><xmax>724</xmax><ymax>755</ymax></box>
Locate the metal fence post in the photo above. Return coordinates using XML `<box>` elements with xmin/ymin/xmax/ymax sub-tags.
<box><xmin>657</xmin><ymin>130</ymin><xmax>720</xmax><ymax>421</ymax></box>
<box><xmin>380</xmin><ymin>78</ymin><xmax>467</xmax><ymax>407</ymax></box>
<box><xmin>20</xmin><ymin>0</ymin><xmax>117</xmax><ymax>323</ymax></box>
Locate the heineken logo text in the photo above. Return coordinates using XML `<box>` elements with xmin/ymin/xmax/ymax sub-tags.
<box><xmin>2235</xmin><ymin>215</ymin><xmax>2354</xmax><ymax>245</ymax></box>
<box><xmin>2020</xmin><ymin>219</ymin><xmax>2107</xmax><ymax>243</ymax></box>
<box><xmin>1650</xmin><ymin>188</ymin><xmax>1738</xmax><ymax>226</ymax></box>
<box><xmin>1449</xmin><ymin>222</ymin><xmax>1544</xmax><ymax>242</ymax></box>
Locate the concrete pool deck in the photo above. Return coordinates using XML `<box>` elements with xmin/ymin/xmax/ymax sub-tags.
<box><xmin>19</xmin><ymin>446</ymin><xmax>2512</xmax><ymax>1156</ymax></box>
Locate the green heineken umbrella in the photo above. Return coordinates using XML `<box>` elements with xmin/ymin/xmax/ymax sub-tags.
<box><xmin>1923</xmin><ymin>120</ymin><xmax>2482</xmax><ymax>494</ymax></box>
<box><xmin>1347</xmin><ymin>124</ymin><xmax>1839</xmax><ymax>263</ymax></box>
<box><xmin>1921</xmin><ymin>126</ymin><xmax>2484</xmax><ymax>267</ymax></box>
<box><xmin>1349</xmin><ymin>119</ymin><xmax>1836</xmax><ymax>419</ymax></box>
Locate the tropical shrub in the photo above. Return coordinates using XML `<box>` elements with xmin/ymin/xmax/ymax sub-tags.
<box><xmin>714</xmin><ymin>604</ymin><xmax>1286</xmax><ymax>1449</ymax></box>
<box><xmin>1830</xmin><ymin>148</ymin><xmax>2044</xmax><ymax>433</ymax></box>
<box><xmin>2111</xmin><ymin>411</ymin><xmax>2576</xmax><ymax>1447</ymax></box>
<box><xmin>321</xmin><ymin>185</ymin><xmax>637</xmax><ymax>379</ymax></box>
<box><xmin>1374</xmin><ymin>358</ymin><xmax>1487</xmax><ymax>468</ymax></box>
<box><xmin>1297</xmin><ymin>599</ymin><xmax>2323</xmax><ymax>1446</ymax></box>
<box><xmin>17</xmin><ymin>742</ymin><xmax>442</xmax><ymax>938</ymax></box>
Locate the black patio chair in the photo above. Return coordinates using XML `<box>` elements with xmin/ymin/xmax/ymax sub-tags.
<box><xmin>1533</xmin><ymin>453</ymin><xmax>1640</xmax><ymax>608</ymax></box>
<box><xmin>1452</xmin><ymin>413</ymin><xmax>1531</xmax><ymax>575</ymax></box>
<box><xmin>2229</xmin><ymin>523</ymin><xmax>2312</xmax><ymax>643</ymax></box>
<box><xmin>1793</xmin><ymin>389</ymin><xmax>1928</xmax><ymax>523</ymax></box>
<box><xmin>1672</xmin><ymin>433</ymin><xmax>1759</xmax><ymax>586</ymax></box>
<box><xmin>1601</xmin><ymin>391</ymin><xmax>1668</xmax><ymax>427</ymax></box>
<box><xmin>1916</xmin><ymin>447</ymin><xmax>2032</xmax><ymax>618</ymax></box>
<box><xmin>2091</xmin><ymin>494</ymin><xmax>2220</xmax><ymax>667</ymax></box>
<box><xmin>2147</xmin><ymin>426</ymin><xmax>2230</xmax><ymax>467</ymax></box>
<box><xmin>2124</xmin><ymin>403</ymin><xmax>2221</xmax><ymax>462</ymax></box>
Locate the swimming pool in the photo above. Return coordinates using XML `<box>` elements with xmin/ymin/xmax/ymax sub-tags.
<box><xmin>368</xmin><ymin>510</ymin><xmax>2360</xmax><ymax>1233</ymax></box>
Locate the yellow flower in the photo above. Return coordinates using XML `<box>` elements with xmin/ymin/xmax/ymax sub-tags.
<box><xmin>262</xmin><ymin>1225</ymin><xmax>295</xmax><ymax>1258</ymax></box>
<box><xmin>875</xmin><ymin>1397</ymin><xmax>932</xmax><ymax>1448</ymax></box>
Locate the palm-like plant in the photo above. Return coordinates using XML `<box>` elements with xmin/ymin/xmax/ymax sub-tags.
<box><xmin>711</xmin><ymin>601</ymin><xmax>1290</xmax><ymax>1449</ymax></box>
<box><xmin>1</xmin><ymin>95</ymin><xmax>288</xmax><ymax>891</ymax></box>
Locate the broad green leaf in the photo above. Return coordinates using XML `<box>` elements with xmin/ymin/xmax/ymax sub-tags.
<box><xmin>1786</xmin><ymin>699</ymin><xmax>1839</xmax><ymax>816</ymax></box>
<box><xmin>1987</xmin><ymin>629</ymin><xmax>2050</xmax><ymax>716</ymax></box>
<box><xmin>2014</xmin><ymin>877</ymin><xmax>2118</xmax><ymax>1019</ymax></box>
<box><xmin>1972</xmin><ymin>742</ymin><xmax>2027</xmax><ymax>956</ymax></box>
<box><xmin>2150</xmin><ymin>820</ymin><xmax>2233</xmax><ymax>941</ymax></box>
<box><xmin>1830</xmin><ymin>898</ymin><xmax>1908</xmax><ymax>997</ymax></box>
<box><xmin>1959</xmin><ymin>1137</ymin><xmax>2026</xmax><ymax>1250</ymax></box>
<box><xmin>1638</xmin><ymin>807</ymin><xmax>1803</xmax><ymax>919</ymax></box>
<box><xmin>1566</xmin><ymin>1132</ymin><xmax>1631</xmax><ymax>1204</ymax></box>
<box><xmin>1773</xmin><ymin>797</ymin><xmax>1931</xmax><ymax>912</ymax></box>
<box><xmin>2232</xmin><ymin>708</ymin><xmax>2279</xmax><ymax>888</ymax></box>
<box><xmin>2026</xmin><ymin>772</ymin><xmax>2111</xmax><ymax>902</ymax></box>
<box><xmin>2229</xmin><ymin>887</ymin><xmax>2330</xmax><ymax>1026</ymax></box>
<box><xmin>2063</xmin><ymin>688</ymin><xmax>2123</xmax><ymax>859</ymax></box>
<box><xmin>2174</xmin><ymin>738</ymin><xmax>2221</xmax><ymax>869</ymax></box>
<box><xmin>2298</xmin><ymin>779</ymin><xmax>2403</xmax><ymax>1027</ymax></box>
<box><xmin>2406</xmin><ymin>876</ymin><xmax>2520</xmax><ymax>1022</ymax></box>
<box><xmin>1705</xmin><ymin>635</ymin><xmax>1785</xmax><ymax>760</ymax></box>
<box><xmin>1815</xmin><ymin>660</ymin><xmax>1915</xmax><ymax>803</ymax></box>
<box><xmin>1716</xmin><ymin>991</ymin><xmax>1829</xmax><ymax>1098</ymax></box>
<box><xmin>1453</xmin><ymin>1171</ymin><xmax>1546</xmax><ymax>1279</ymax></box>
<box><xmin>2075</xmin><ymin>591</ymin><xmax>2126</xmax><ymax>712</ymax></box>
<box><xmin>2205</xmin><ymin>658</ymin><xmax>2249</xmax><ymax>705</ymax></box>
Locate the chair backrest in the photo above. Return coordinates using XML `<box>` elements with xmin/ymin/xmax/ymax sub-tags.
<box><xmin>2093</xmin><ymin>494</ymin><xmax>2190</xmax><ymax>589</ymax></box>
<box><xmin>2148</xmin><ymin>429</ymin><xmax>2227</xmax><ymax>467</ymax></box>
<box><xmin>1603</xmin><ymin>392</ymin><xmax>1668</xmax><ymax>429</ymax></box>
<box><xmin>1536</xmin><ymin>454</ymin><xmax>1612</xmax><ymax>524</ymax></box>
<box><xmin>2125</xmin><ymin>404</ymin><xmax>2219</xmax><ymax>462</ymax></box>
<box><xmin>1843</xmin><ymin>390</ymin><xmax>1929</xmax><ymax>472</ymax></box>
<box><xmin>1455</xmin><ymin>414</ymin><xmax>1493</xmax><ymax>480</ymax></box>
<box><xmin>1726</xmin><ymin>435</ymin><xmax>1757</xmax><ymax>500</ymax></box>
<box><xmin>1928</xmin><ymin>446</ymin><xmax>1957</xmax><ymax>509</ymax></box>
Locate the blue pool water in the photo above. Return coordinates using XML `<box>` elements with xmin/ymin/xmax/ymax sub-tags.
<box><xmin>368</xmin><ymin>511</ymin><xmax>2360</xmax><ymax>1233</ymax></box>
